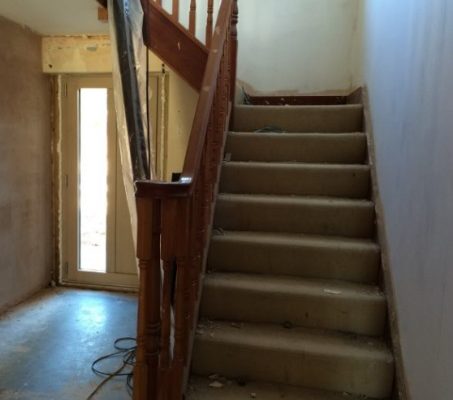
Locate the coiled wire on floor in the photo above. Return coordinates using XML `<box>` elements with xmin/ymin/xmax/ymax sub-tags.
<box><xmin>86</xmin><ymin>337</ymin><xmax>137</xmax><ymax>399</ymax></box>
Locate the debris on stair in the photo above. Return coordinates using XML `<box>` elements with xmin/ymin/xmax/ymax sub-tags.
<box><xmin>254</xmin><ymin>125</ymin><xmax>286</xmax><ymax>133</ymax></box>
<box><xmin>208</xmin><ymin>381</ymin><xmax>224</xmax><ymax>389</ymax></box>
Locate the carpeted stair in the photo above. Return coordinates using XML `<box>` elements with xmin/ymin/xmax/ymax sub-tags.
<box><xmin>187</xmin><ymin>104</ymin><xmax>394</xmax><ymax>400</ymax></box>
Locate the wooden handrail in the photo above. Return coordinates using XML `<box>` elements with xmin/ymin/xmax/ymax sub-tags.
<box><xmin>133</xmin><ymin>0</ymin><xmax>238</xmax><ymax>399</ymax></box>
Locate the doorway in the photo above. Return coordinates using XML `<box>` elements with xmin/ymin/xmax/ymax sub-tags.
<box><xmin>61</xmin><ymin>74</ymin><xmax>167</xmax><ymax>289</ymax></box>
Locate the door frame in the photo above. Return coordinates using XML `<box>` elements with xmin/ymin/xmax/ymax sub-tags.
<box><xmin>59</xmin><ymin>73</ymin><xmax>168</xmax><ymax>290</ymax></box>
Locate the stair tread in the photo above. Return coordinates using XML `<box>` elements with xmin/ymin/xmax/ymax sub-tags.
<box><xmin>218</xmin><ymin>193</ymin><xmax>374</xmax><ymax>207</ymax></box>
<box><xmin>188</xmin><ymin>376</ymin><xmax>383</xmax><ymax>400</ymax></box>
<box><xmin>235</xmin><ymin>104</ymin><xmax>363</xmax><ymax>111</ymax></box>
<box><xmin>211</xmin><ymin>230</ymin><xmax>379</xmax><ymax>250</ymax></box>
<box><xmin>195</xmin><ymin>320</ymin><xmax>393</xmax><ymax>362</ymax></box>
<box><xmin>233</xmin><ymin>105</ymin><xmax>363</xmax><ymax>133</ymax></box>
<box><xmin>204</xmin><ymin>272</ymin><xmax>384</xmax><ymax>300</ymax></box>
<box><xmin>228</xmin><ymin>131</ymin><xmax>366</xmax><ymax>137</ymax></box>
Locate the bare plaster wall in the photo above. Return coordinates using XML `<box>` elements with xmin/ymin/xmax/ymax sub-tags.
<box><xmin>363</xmin><ymin>1</ymin><xmax>453</xmax><ymax>398</ymax></box>
<box><xmin>0</xmin><ymin>17</ymin><xmax>52</xmax><ymax>312</ymax></box>
<box><xmin>236</xmin><ymin>0</ymin><xmax>363</xmax><ymax>95</ymax></box>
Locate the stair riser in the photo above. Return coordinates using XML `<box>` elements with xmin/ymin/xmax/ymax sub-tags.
<box><xmin>214</xmin><ymin>198</ymin><xmax>375</xmax><ymax>238</ymax></box>
<box><xmin>208</xmin><ymin>236</ymin><xmax>380</xmax><ymax>284</ymax></box>
<box><xmin>220</xmin><ymin>164</ymin><xmax>371</xmax><ymax>198</ymax></box>
<box><xmin>192</xmin><ymin>338</ymin><xmax>394</xmax><ymax>398</ymax></box>
<box><xmin>200</xmin><ymin>282</ymin><xmax>386</xmax><ymax>336</ymax></box>
<box><xmin>233</xmin><ymin>105</ymin><xmax>363</xmax><ymax>133</ymax></box>
<box><xmin>225</xmin><ymin>133</ymin><xmax>367</xmax><ymax>164</ymax></box>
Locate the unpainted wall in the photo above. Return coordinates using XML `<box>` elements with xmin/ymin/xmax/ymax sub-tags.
<box><xmin>0</xmin><ymin>17</ymin><xmax>52</xmax><ymax>312</ymax></box>
<box><xmin>237</xmin><ymin>0</ymin><xmax>363</xmax><ymax>94</ymax></box>
<box><xmin>363</xmin><ymin>1</ymin><xmax>453</xmax><ymax>399</ymax></box>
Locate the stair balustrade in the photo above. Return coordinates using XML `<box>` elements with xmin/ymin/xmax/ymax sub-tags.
<box><xmin>133</xmin><ymin>0</ymin><xmax>238</xmax><ymax>398</ymax></box>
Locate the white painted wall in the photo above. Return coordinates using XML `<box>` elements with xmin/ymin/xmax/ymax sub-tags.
<box><xmin>363</xmin><ymin>1</ymin><xmax>453</xmax><ymax>399</ymax></box>
<box><xmin>161</xmin><ymin>0</ymin><xmax>363</xmax><ymax>94</ymax></box>
<box><xmin>237</xmin><ymin>0</ymin><xmax>363</xmax><ymax>94</ymax></box>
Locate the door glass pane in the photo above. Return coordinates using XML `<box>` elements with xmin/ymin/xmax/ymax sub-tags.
<box><xmin>78</xmin><ymin>88</ymin><xmax>108</xmax><ymax>273</ymax></box>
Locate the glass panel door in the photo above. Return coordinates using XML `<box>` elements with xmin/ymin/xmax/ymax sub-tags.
<box><xmin>62</xmin><ymin>76</ymin><xmax>138</xmax><ymax>289</ymax></box>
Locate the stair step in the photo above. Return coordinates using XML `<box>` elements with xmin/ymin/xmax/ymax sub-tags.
<box><xmin>208</xmin><ymin>231</ymin><xmax>380</xmax><ymax>284</ymax></box>
<box><xmin>220</xmin><ymin>162</ymin><xmax>370</xmax><ymax>199</ymax></box>
<box><xmin>214</xmin><ymin>194</ymin><xmax>375</xmax><ymax>239</ymax></box>
<box><xmin>187</xmin><ymin>376</ymin><xmax>385</xmax><ymax>400</ymax></box>
<box><xmin>201</xmin><ymin>273</ymin><xmax>386</xmax><ymax>336</ymax></box>
<box><xmin>192</xmin><ymin>321</ymin><xmax>394</xmax><ymax>398</ymax></box>
<box><xmin>232</xmin><ymin>105</ymin><xmax>363</xmax><ymax>133</ymax></box>
<box><xmin>225</xmin><ymin>132</ymin><xmax>367</xmax><ymax>164</ymax></box>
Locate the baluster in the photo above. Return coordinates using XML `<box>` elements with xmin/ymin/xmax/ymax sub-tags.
<box><xmin>230</xmin><ymin>0</ymin><xmax>239</xmax><ymax>106</ymax></box>
<box><xmin>158</xmin><ymin>199</ymin><xmax>179</xmax><ymax>399</ymax></box>
<box><xmin>172</xmin><ymin>0</ymin><xmax>179</xmax><ymax>21</ymax></box>
<box><xmin>170</xmin><ymin>198</ymin><xmax>191</xmax><ymax>399</ymax></box>
<box><xmin>189</xmin><ymin>0</ymin><xmax>197</xmax><ymax>35</ymax></box>
<box><xmin>133</xmin><ymin>197</ymin><xmax>161</xmax><ymax>400</ymax></box>
<box><xmin>206</xmin><ymin>0</ymin><xmax>214</xmax><ymax>48</ymax></box>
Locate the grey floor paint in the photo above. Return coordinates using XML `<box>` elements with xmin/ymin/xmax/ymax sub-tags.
<box><xmin>0</xmin><ymin>288</ymin><xmax>137</xmax><ymax>400</ymax></box>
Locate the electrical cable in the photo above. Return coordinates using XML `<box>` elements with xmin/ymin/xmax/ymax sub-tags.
<box><xmin>86</xmin><ymin>337</ymin><xmax>137</xmax><ymax>399</ymax></box>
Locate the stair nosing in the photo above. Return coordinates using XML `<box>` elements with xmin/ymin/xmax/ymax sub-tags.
<box><xmin>196</xmin><ymin>320</ymin><xmax>393</xmax><ymax>362</ymax></box>
<box><xmin>217</xmin><ymin>193</ymin><xmax>375</xmax><ymax>207</ymax></box>
<box><xmin>211</xmin><ymin>230</ymin><xmax>380</xmax><ymax>250</ymax></box>
<box><xmin>204</xmin><ymin>272</ymin><xmax>385</xmax><ymax>300</ymax></box>
<box><xmin>235</xmin><ymin>104</ymin><xmax>363</xmax><ymax>111</ymax></box>
<box><xmin>222</xmin><ymin>161</ymin><xmax>371</xmax><ymax>169</ymax></box>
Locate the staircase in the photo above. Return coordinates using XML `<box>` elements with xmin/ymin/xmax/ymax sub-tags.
<box><xmin>103</xmin><ymin>0</ymin><xmax>398</xmax><ymax>398</ymax></box>
<box><xmin>187</xmin><ymin>103</ymin><xmax>395</xmax><ymax>399</ymax></box>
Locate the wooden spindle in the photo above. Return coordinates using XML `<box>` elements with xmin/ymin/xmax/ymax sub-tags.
<box><xmin>189</xmin><ymin>0</ymin><xmax>197</xmax><ymax>35</ymax></box>
<box><xmin>172</xmin><ymin>0</ymin><xmax>179</xmax><ymax>21</ymax></box>
<box><xmin>171</xmin><ymin>199</ymin><xmax>191</xmax><ymax>399</ymax></box>
<box><xmin>158</xmin><ymin>198</ymin><xmax>179</xmax><ymax>399</ymax></box>
<box><xmin>206</xmin><ymin>0</ymin><xmax>214</xmax><ymax>48</ymax></box>
<box><xmin>133</xmin><ymin>197</ymin><xmax>161</xmax><ymax>400</ymax></box>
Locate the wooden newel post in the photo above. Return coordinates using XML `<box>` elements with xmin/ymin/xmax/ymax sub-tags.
<box><xmin>133</xmin><ymin>196</ymin><xmax>161</xmax><ymax>400</ymax></box>
<box><xmin>230</xmin><ymin>0</ymin><xmax>239</xmax><ymax>118</ymax></box>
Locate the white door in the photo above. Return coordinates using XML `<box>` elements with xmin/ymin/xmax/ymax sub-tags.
<box><xmin>61</xmin><ymin>74</ymin><xmax>166</xmax><ymax>289</ymax></box>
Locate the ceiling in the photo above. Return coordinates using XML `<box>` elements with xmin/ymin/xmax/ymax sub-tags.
<box><xmin>0</xmin><ymin>0</ymin><xmax>109</xmax><ymax>35</ymax></box>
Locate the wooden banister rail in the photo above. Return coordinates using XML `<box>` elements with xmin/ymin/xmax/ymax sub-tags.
<box><xmin>133</xmin><ymin>0</ymin><xmax>238</xmax><ymax>399</ymax></box>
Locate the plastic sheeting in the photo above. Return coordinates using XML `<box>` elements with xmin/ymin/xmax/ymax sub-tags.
<box><xmin>108</xmin><ymin>0</ymin><xmax>155</xmax><ymax>251</ymax></box>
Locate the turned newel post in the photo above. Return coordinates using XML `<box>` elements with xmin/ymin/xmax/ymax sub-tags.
<box><xmin>189</xmin><ymin>0</ymin><xmax>197</xmax><ymax>35</ymax></box>
<box><xmin>206</xmin><ymin>0</ymin><xmax>214</xmax><ymax>48</ymax></box>
<box><xmin>230</xmin><ymin>0</ymin><xmax>238</xmax><ymax>105</ymax></box>
<box><xmin>133</xmin><ymin>196</ymin><xmax>161</xmax><ymax>400</ymax></box>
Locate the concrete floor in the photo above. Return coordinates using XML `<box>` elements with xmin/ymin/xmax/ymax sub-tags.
<box><xmin>0</xmin><ymin>288</ymin><xmax>138</xmax><ymax>400</ymax></box>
